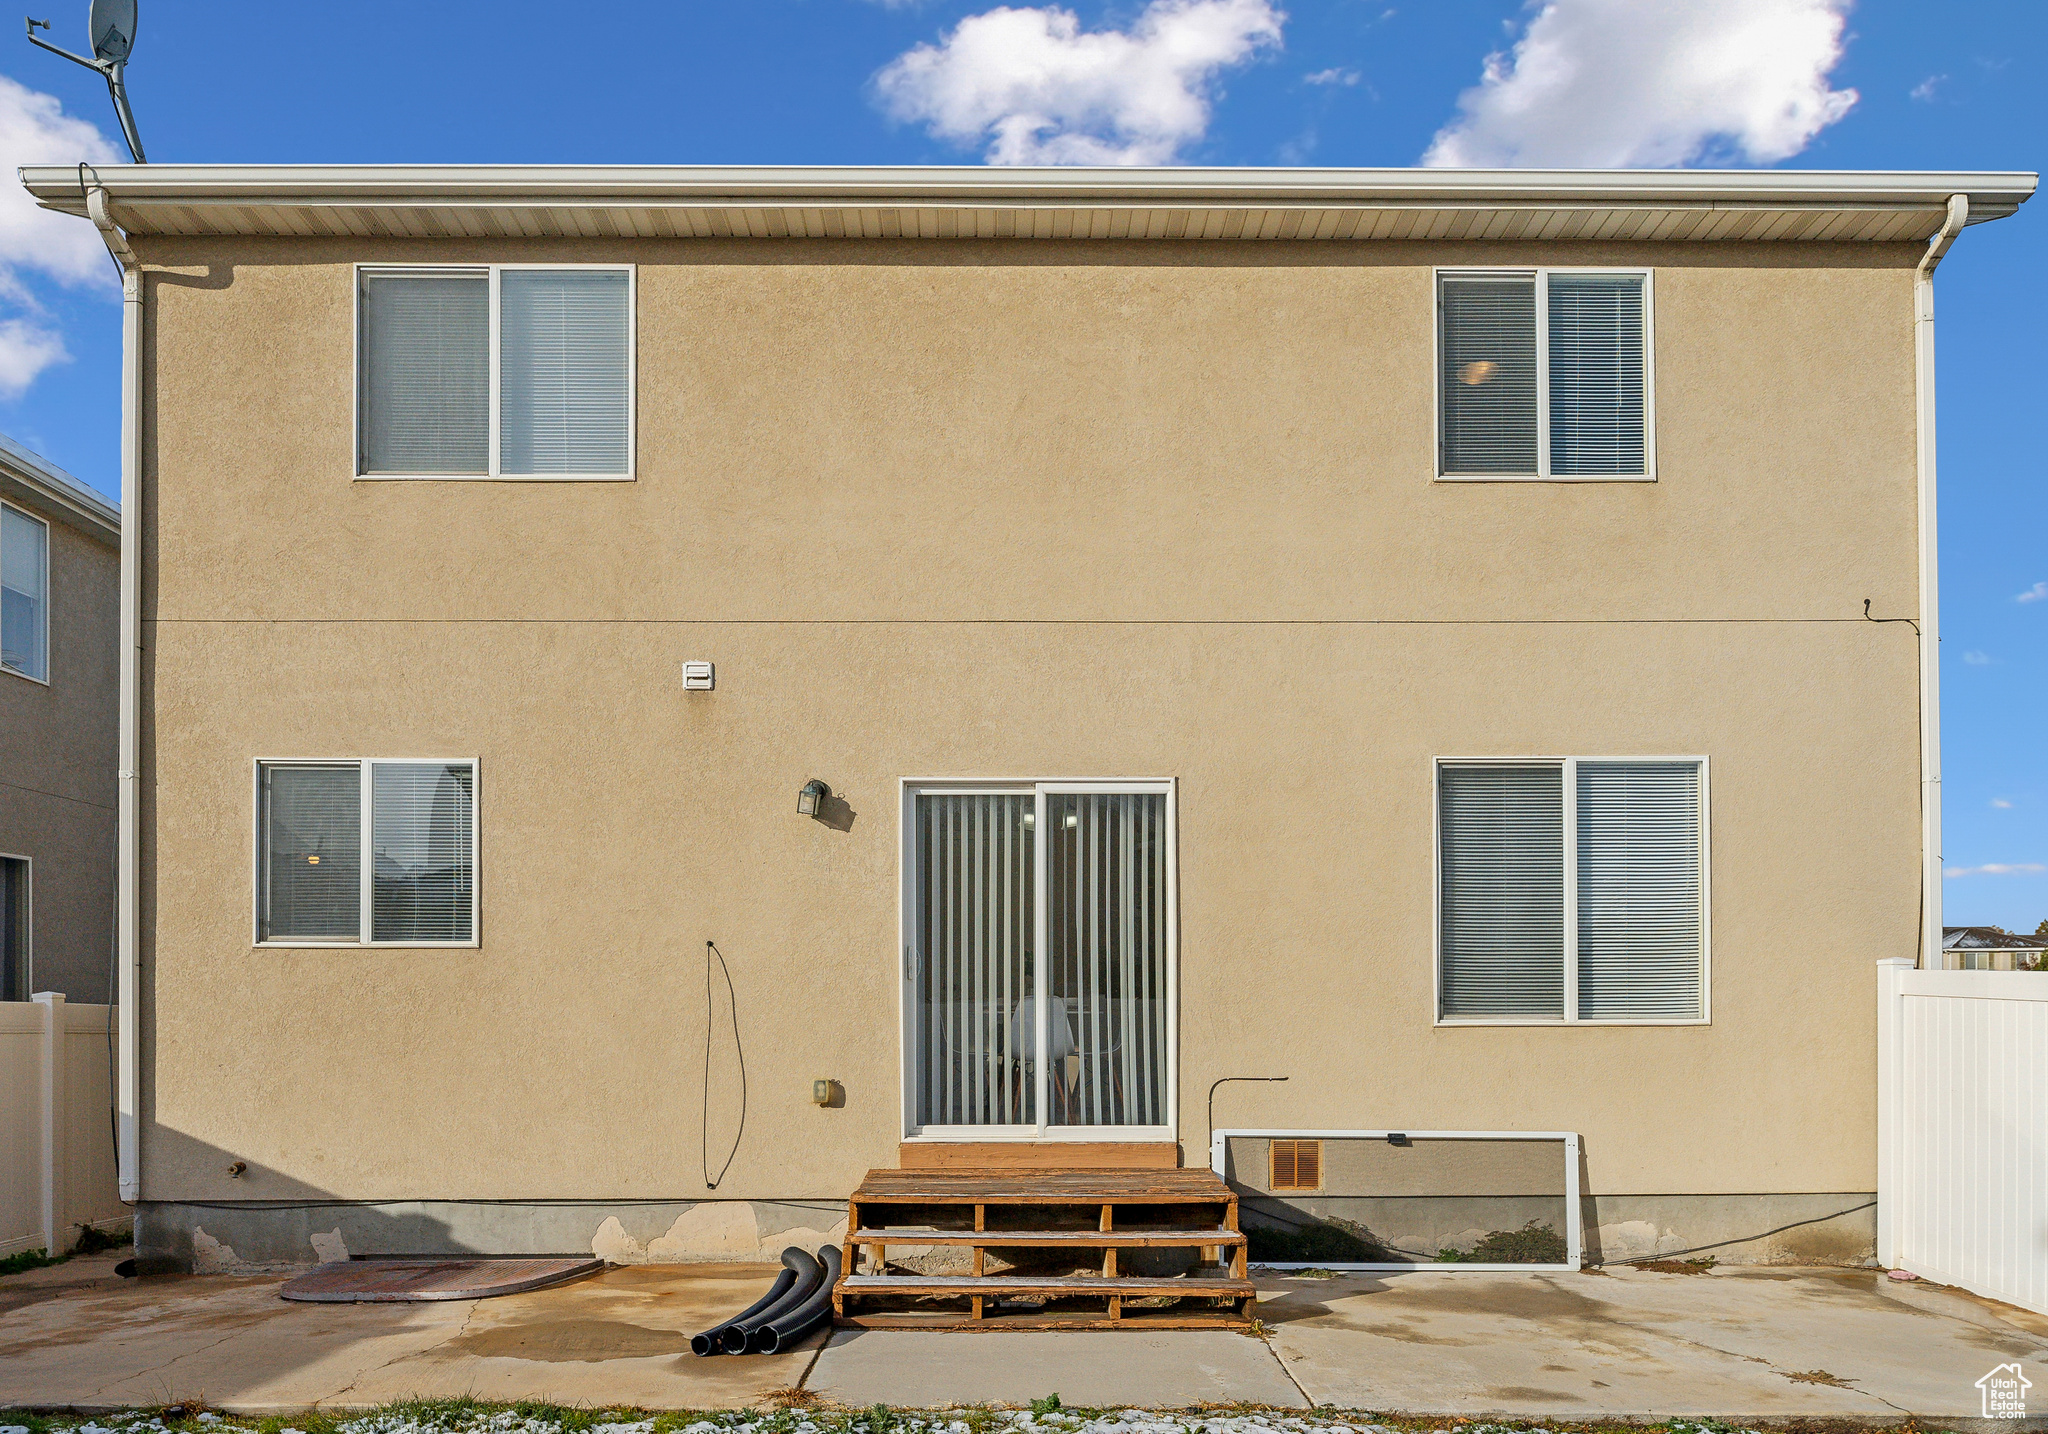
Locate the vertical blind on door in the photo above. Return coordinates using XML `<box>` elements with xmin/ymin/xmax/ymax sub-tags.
<box><xmin>1439</xmin><ymin>760</ymin><xmax>1703</xmax><ymax>1020</ymax></box>
<box><xmin>259</xmin><ymin>764</ymin><xmax>363</xmax><ymax>940</ymax></box>
<box><xmin>1045</xmin><ymin>792</ymin><xmax>1169</xmax><ymax>1128</ymax></box>
<box><xmin>371</xmin><ymin>762</ymin><xmax>476</xmax><ymax>943</ymax></box>
<box><xmin>1438</xmin><ymin>271</ymin><xmax>1648</xmax><ymax>477</ymax></box>
<box><xmin>358</xmin><ymin>270</ymin><xmax>490</xmax><ymax>474</ymax></box>
<box><xmin>498</xmin><ymin>270</ymin><xmax>632</xmax><ymax>475</ymax></box>
<box><xmin>915</xmin><ymin>794</ymin><xmax>1036</xmax><ymax>1127</ymax></box>
<box><xmin>1576</xmin><ymin>761</ymin><xmax>1703</xmax><ymax>1019</ymax></box>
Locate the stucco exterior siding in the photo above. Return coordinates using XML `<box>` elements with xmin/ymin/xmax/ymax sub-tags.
<box><xmin>130</xmin><ymin>235</ymin><xmax>1923</xmax><ymax>1255</ymax></box>
<box><xmin>137</xmin><ymin>618</ymin><xmax>1914</xmax><ymax>1202</ymax></box>
<box><xmin>1</xmin><ymin>510</ymin><xmax>118</xmax><ymax>1000</ymax></box>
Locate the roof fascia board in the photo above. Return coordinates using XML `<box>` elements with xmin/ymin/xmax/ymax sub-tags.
<box><xmin>20</xmin><ymin>164</ymin><xmax>2039</xmax><ymax>224</ymax></box>
<box><xmin>0</xmin><ymin>433</ymin><xmax>120</xmax><ymax>541</ymax></box>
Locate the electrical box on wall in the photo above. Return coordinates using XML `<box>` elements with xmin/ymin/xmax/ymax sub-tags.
<box><xmin>682</xmin><ymin>661</ymin><xmax>715</xmax><ymax>690</ymax></box>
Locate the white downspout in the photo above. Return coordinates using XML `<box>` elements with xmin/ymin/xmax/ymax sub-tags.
<box><xmin>1915</xmin><ymin>194</ymin><xmax>1967</xmax><ymax>971</ymax></box>
<box><xmin>86</xmin><ymin>183</ymin><xmax>142</xmax><ymax>1202</ymax></box>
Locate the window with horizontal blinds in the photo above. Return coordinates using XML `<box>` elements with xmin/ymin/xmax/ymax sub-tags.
<box><xmin>1576</xmin><ymin>762</ymin><xmax>1702</xmax><ymax>1019</ymax></box>
<box><xmin>1438</xmin><ymin>765</ymin><xmax>1564</xmax><ymax>1018</ymax></box>
<box><xmin>1439</xmin><ymin>276</ymin><xmax>1538</xmax><ymax>475</ymax></box>
<box><xmin>259</xmin><ymin>765</ymin><xmax>362</xmax><ymax>940</ymax></box>
<box><xmin>499</xmin><ymin>270</ymin><xmax>632</xmax><ymax>476</ymax></box>
<box><xmin>371</xmin><ymin>762</ymin><xmax>476</xmax><ymax>943</ymax></box>
<box><xmin>359</xmin><ymin>270</ymin><xmax>489</xmax><ymax>474</ymax></box>
<box><xmin>1549</xmin><ymin>274</ymin><xmax>1647</xmax><ymax>475</ymax></box>
<box><xmin>1437</xmin><ymin>758</ymin><xmax>1706</xmax><ymax>1022</ymax></box>
<box><xmin>2</xmin><ymin>503</ymin><xmax>48</xmax><ymax>681</ymax></box>
<box><xmin>257</xmin><ymin>759</ymin><xmax>476</xmax><ymax>945</ymax></box>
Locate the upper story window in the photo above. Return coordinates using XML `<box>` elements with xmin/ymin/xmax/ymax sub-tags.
<box><xmin>1</xmin><ymin>501</ymin><xmax>49</xmax><ymax>682</ymax></box>
<box><xmin>1437</xmin><ymin>758</ymin><xmax>1706</xmax><ymax>1024</ymax></box>
<box><xmin>257</xmin><ymin>758</ymin><xmax>478</xmax><ymax>946</ymax></box>
<box><xmin>1437</xmin><ymin>270</ymin><xmax>1653</xmax><ymax>481</ymax></box>
<box><xmin>357</xmin><ymin>265</ymin><xmax>634</xmax><ymax>480</ymax></box>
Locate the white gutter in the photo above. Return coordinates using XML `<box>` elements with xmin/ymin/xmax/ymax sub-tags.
<box><xmin>19</xmin><ymin>163</ymin><xmax>2040</xmax><ymax>218</ymax></box>
<box><xmin>86</xmin><ymin>183</ymin><xmax>142</xmax><ymax>1202</ymax></box>
<box><xmin>1914</xmin><ymin>194</ymin><xmax>1968</xmax><ymax>969</ymax></box>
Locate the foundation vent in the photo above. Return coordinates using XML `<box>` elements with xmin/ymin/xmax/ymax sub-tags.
<box><xmin>1269</xmin><ymin>1138</ymin><xmax>1322</xmax><ymax>1191</ymax></box>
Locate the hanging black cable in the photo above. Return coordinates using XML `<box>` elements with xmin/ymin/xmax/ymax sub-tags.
<box><xmin>702</xmin><ymin>940</ymin><xmax>746</xmax><ymax>1190</ymax></box>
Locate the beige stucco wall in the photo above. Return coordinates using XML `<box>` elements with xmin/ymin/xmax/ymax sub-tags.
<box><xmin>131</xmin><ymin>236</ymin><xmax>1923</xmax><ymax>1217</ymax></box>
<box><xmin>0</xmin><ymin>495</ymin><xmax>118</xmax><ymax>1001</ymax></box>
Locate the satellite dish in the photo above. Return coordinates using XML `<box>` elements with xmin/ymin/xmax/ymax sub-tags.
<box><xmin>89</xmin><ymin>0</ymin><xmax>135</xmax><ymax>63</ymax></box>
<box><xmin>22</xmin><ymin>0</ymin><xmax>146</xmax><ymax>160</ymax></box>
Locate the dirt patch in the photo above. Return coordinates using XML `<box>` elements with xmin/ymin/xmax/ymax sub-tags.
<box><xmin>444</xmin><ymin>1317</ymin><xmax>695</xmax><ymax>1362</ymax></box>
<box><xmin>1367</xmin><ymin>1274</ymin><xmax>1616</xmax><ymax>1323</ymax></box>
<box><xmin>1782</xmin><ymin>1368</ymin><xmax>1858</xmax><ymax>1387</ymax></box>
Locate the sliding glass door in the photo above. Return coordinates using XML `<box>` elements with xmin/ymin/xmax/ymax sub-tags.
<box><xmin>906</xmin><ymin>782</ymin><xmax>1175</xmax><ymax>1139</ymax></box>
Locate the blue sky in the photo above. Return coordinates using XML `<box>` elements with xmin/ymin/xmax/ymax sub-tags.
<box><xmin>0</xmin><ymin>0</ymin><xmax>2041</xmax><ymax>929</ymax></box>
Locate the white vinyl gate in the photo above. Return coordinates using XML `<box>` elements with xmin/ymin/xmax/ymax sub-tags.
<box><xmin>1878</xmin><ymin>958</ymin><xmax>2048</xmax><ymax>1314</ymax></box>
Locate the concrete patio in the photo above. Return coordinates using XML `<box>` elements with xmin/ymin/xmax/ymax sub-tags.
<box><xmin>4</xmin><ymin>1252</ymin><xmax>2044</xmax><ymax>1424</ymax></box>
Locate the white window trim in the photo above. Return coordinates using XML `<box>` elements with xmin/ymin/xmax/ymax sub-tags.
<box><xmin>1431</xmin><ymin>755</ymin><xmax>1711</xmax><ymax>1027</ymax></box>
<box><xmin>352</xmin><ymin>263</ymin><xmax>637</xmax><ymax>482</ymax></box>
<box><xmin>897</xmin><ymin>777</ymin><xmax>1179</xmax><ymax>1144</ymax></box>
<box><xmin>0</xmin><ymin>851</ymin><xmax>31</xmax><ymax>999</ymax></box>
<box><xmin>1432</xmin><ymin>267</ymin><xmax>1657</xmax><ymax>484</ymax></box>
<box><xmin>0</xmin><ymin>500</ymin><xmax>51</xmax><ymax>686</ymax></box>
<box><xmin>252</xmin><ymin>757</ymin><xmax>481</xmax><ymax>948</ymax></box>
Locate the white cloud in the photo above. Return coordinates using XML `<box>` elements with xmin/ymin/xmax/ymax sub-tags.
<box><xmin>1423</xmin><ymin>0</ymin><xmax>1859</xmax><ymax>168</ymax></box>
<box><xmin>1909</xmin><ymin>73</ymin><xmax>1947</xmax><ymax>103</ymax></box>
<box><xmin>872</xmin><ymin>0</ymin><xmax>1284</xmax><ymax>165</ymax></box>
<box><xmin>1963</xmin><ymin>650</ymin><xmax>1991</xmax><ymax>665</ymax></box>
<box><xmin>0</xmin><ymin>74</ymin><xmax>121</xmax><ymax>398</ymax></box>
<box><xmin>1944</xmin><ymin>863</ymin><xmax>2048</xmax><ymax>879</ymax></box>
<box><xmin>1305</xmin><ymin>67</ymin><xmax>1360</xmax><ymax>86</ymax></box>
<box><xmin>1992</xmin><ymin>799</ymin><xmax>2014</xmax><ymax>809</ymax></box>
<box><xmin>2017</xmin><ymin>581</ymin><xmax>2048</xmax><ymax>604</ymax></box>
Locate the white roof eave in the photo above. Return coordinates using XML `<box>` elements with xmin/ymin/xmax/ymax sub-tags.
<box><xmin>17</xmin><ymin>164</ymin><xmax>2036</xmax><ymax>243</ymax></box>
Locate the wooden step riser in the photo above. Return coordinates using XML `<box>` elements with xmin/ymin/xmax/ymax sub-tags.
<box><xmin>851</xmin><ymin>1228</ymin><xmax>1245</xmax><ymax>1248</ymax></box>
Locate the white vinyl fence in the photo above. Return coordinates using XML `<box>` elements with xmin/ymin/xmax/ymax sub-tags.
<box><xmin>1878</xmin><ymin>958</ymin><xmax>2048</xmax><ymax>1314</ymax></box>
<box><xmin>0</xmin><ymin>995</ymin><xmax>127</xmax><ymax>1257</ymax></box>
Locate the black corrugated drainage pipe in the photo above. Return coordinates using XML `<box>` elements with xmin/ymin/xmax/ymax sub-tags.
<box><xmin>690</xmin><ymin>1249</ymin><xmax>802</xmax><ymax>1356</ymax></box>
<box><xmin>753</xmin><ymin>1243</ymin><xmax>842</xmax><ymax>1353</ymax></box>
<box><xmin>720</xmin><ymin>1246</ymin><xmax>822</xmax><ymax>1353</ymax></box>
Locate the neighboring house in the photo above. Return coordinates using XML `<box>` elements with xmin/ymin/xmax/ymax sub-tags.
<box><xmin>1941</xmin><ymin>926</ymin><xmax>2048</xmax><ymax>971</ymax></box>
<box><xmin>19</xmin><ymin>164</ymin><xmax>2036</xmax><ymax>1275</ymax></box>
<box><xmin>0</xmin><ymin>432</ymin><xmax>119</xmax><ymax>1003</ymax></box>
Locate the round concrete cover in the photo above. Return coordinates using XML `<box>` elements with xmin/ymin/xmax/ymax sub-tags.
<box><xmin>280</xmin><ymin>1257</ymin><xmax>603</xmax><ymax>1302</ymax></box>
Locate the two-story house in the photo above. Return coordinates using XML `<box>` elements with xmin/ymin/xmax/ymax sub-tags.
<box><xmin>1</xmin><ymin>431</ymin><xmax>119</xmax><ymax>1003</ymax></box>
<box><xmin>21</xmin><ymin>165</ymin><xmax>2033</xmax><ymax>1286</ymax></box>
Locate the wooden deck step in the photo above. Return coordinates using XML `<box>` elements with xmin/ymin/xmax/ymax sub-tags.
<box><xmin>840</xmin><ymin>1310</ymin><xmax>1250</xmax><ymax>1331</ymax></box>
<box><xmin>850</xmin><ymin>1167</ymin><xmax>1233</xmax><ymax>1204</ymax></box>
<box><xmin>840</xmin><ymin>1274</ymin><xmax>1252</xmax><ymax>1296</ymax></box>
<box><xmin>837</xmin><ymin>1166</ymin><xmax>1251</xmax><ymax>1330</ymax></box>
<box><xmin>851</xmin><ymin>1227</ymin><xmax>1244</xmax><ymax>1248</ymax></box>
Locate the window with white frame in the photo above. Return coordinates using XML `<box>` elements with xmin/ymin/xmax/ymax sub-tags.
<box><xmin>1437</xmin><ymin>270</ymin><xmax>1652</xmax><ymax>480</ymax></box>
<box><xmin>2</xmin><ymin>501</ymin><xmax>49</xmax><ymax>682</ymax></box>
<box><xmin>1437</xmin><ymin>759</ymin><xmax>1705</xmax><ymax>1023</ymax></box>
<box><xmin>257</xmin><ymin>760</ymin><xmax>477</xmax><ymax>945</ymax></box>
<box><xmin>357</xmin><ymin>266</ymin><xmax>633</xmax><ymax>478</ymax></box>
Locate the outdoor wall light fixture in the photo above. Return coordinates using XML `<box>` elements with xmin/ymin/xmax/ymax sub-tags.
<box><xmin>797</xmin><ymin>779</ymin><xmax>829</xmax><ymax>817</ymax></box>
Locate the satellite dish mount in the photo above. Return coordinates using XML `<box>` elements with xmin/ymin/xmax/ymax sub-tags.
<box><xmin>25</xmin><ymin>0</ymin><xmax>146</xmax><ymax>162</ymax></box>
